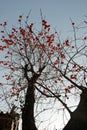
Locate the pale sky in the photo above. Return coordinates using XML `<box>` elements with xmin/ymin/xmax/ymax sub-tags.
<box><xmin>0</xmin><ymin>0</ymin><xmax>87</xmax><ymax>34</ymax></box>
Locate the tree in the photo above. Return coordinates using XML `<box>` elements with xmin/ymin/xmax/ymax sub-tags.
<box><xmin>0</xmin><ymin>15</ymin><xmax>61</xmax><ymax>130</ymax></box>
<box><xmin>0</xmin><ymin>15</ymin><xmax>87</xmax><ymax>130</ymax></box>
<box><xmin>62</xmin><ymin>20</ymin><xmax>87</xmax><ymax>130</ymax></box>
<box><xmin>52</xmin><ymin>21</ymin><xmax>87</xmax><ymax>129</ymax></box>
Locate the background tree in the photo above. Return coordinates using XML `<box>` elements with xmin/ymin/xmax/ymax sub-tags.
<box><xmin>0</xmin><ymin>15</ymin><xmax>87</xmax><ymax>130</ymax></box>
<box><xmin>52</xmin><ymin>20</ymin><xmax>87</xmax><ymax>129</ymax></box>
<box><xmin>62</xmin><ymin>20</ymin><xmax>87</xmax><ymax>130</ymax></box>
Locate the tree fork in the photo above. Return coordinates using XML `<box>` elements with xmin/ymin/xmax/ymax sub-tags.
<box><xmin>22</xmin><ymin>65</ymin><xmax>45</xmax><ymax>130</ymax></box>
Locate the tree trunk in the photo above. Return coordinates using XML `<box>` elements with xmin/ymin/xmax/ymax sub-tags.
<box><xmin>22</xmin><ymin>83</ymin><xmax>37</xmax><ymax>130</ymax></box>
<box><xmin>63</xmin><ymin>88</ymin><xmax>87</xmax><ymax>130</ymax></box>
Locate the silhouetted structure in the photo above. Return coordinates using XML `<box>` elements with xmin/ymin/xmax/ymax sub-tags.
<box><xmin>0</xmin><ymin>111</ymin><xmax>19</xmax><ymax>130</ymax></box>
<box><xmin>63</xmin><ymin>89</ymin><xmax>87</xmax><ymax>130</ymax></box>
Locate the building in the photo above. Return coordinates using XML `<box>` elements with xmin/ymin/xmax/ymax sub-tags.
<box><xmin>0</xmin><ymin>111</ymin><xmax>19</xmax><ymax>130</ymax></box>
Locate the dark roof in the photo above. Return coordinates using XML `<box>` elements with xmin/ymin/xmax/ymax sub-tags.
<box><xmin>0</xmin><ymin>111</ymin><xmax>19</xmax><ymax>119</ymax></box>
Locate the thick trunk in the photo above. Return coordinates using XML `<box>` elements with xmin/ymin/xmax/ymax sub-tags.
<box><xmin>22</xmin><ymin>84</ymin><xmax>37</xmax><ymax>130</ymax></box>
<box><xmin>63</xmin><ymin>89</ymin><xmax>87</xmax><ymax>130</ymax></box>
<box><xmin>22</xmin><ymin>65</ymin><xmax>45</xmax><ymax>130</ymax></box>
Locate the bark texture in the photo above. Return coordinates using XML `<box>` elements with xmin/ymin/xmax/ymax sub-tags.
<box><xmin>22</xmin><ymin>85</ymin><xmax>37</xmax><ymax>130</ymax></box>
<box><xmin>22</xmin><ymin>67</ymin><xmax>42</xmax><ymax>130</ymax></box>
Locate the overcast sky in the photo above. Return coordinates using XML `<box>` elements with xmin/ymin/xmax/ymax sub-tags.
<box><xmin>0</xmin><ymin>0</ymin><xmax>87</xmax><ymax>35</ymax></box>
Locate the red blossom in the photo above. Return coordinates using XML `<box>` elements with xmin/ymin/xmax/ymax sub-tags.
<box><xmin>54</xmin><ymin>80</ymin><xmax>57</xmax><ymax>83</ymax></box>
<box><xmin>0</xmin><ymin>83</ymin><xmax>3</xmax><ymax>86</ymax></box>
<box><xmin>7</xmin><ymin>51</ymin><xmax>12</xmax><ymax>55</ymax></box>
<box><xmin>10</xmin><ymin>66</ymin><xmax>15</xmax><ymax>71</ymax></box>
<box><xmin>72</xmin><ymin>22</ymin><xmax>75</xmax><ymax>26</ymax></box>
<box><xmin>9</xmin><ymin>34</ymin><xmax>13</xmax><ymax>38</ymax></box>
<box><xmin>3</xmin><ymin>62</ymin><xmax>8</xmax><ymax>66</ymax></box>
<box><xmin>57</xmin><ymin>44</ymin><xmax>61</xmax><ymax>50</ymax></box>
<box><xmin>0</xmin><ymin>46</ymin><xmax>4</xmax><ymax>51</ymax></box>
<box><xmin>65</xmin><ymin>40</ymin><xmax>70</xmax><ymax>46</ymax></box>
<box><xmin>20</xmin><ymin>28</ymin><xmax>26</xmax><ymax>36</ymax></box>
<box><xmin>65</xmin><ymin>88</ymin><xmax>71</xmax><ymax>93</ymax></box>
<box><xmin>73</xmin><ymin>64</ymin><xmax>77</xmax><ymax>68</ymax></box>
<box><xmin>54</xmin><ymin>59</ymin><xmax>58</xmax><ymax>65</ymax></box>
<box><xmin>26</xmin><ymin>16</ymin><xmax>29</xmax><ymax>19</ymax></box>
<box><xmin>60</xmin><ymin>53</ymin><xmax>65</xmax><ymax>58</ymax></box>
<box><xmin>61</xmin><ymin>61</ymin><xmax>64</xmax><ymax>64</ymax></box>
<box><xmin>30</xmin><ymin>23</ymin><xmax>34</xmax><ymax>29</ymax></box>
<box><xmin>47</xmin><ymin>34</ymin><xmax>54</xmax><ymax>45</ymax></box>
<box><xmin>12</xmin><ymin>28</ymin><xmax>16</xmax><ymax>32</ymax></box>
<box><xmin>0</xmin><ymin>45</ymin><xmax>6</xmax><ymax>51</ymax></box>
<box><xmin>70</xmin><ymin>74</ymin><xmax>77</xmax><ymax>80</ymax></box>
<box><xmin>3</xmin><ymin>39</ymin><xmax>14</xmax><ymax>45</ymax></box>
<box><xmin>0</xmin><ymin>61</ymin><xmax>3</xmax><ymax>64</ymax></box>
<box><xmin>1</xmin><ymin>30</ymin><xmax>4</xmax><ymax>33</ymax></box>
<box><xmin>68</xmin><ymin>85</ymin><xmax>74</xmax><ymax>89</ymax></box>
<box><xmin>42</xmin><ymin>20</ymin><xmax>50</xmax><ymax>31</ymax></box>
<box><xmin>6</xmin><ymin>75</ymin><xmax>11</xmax><ymax>80</ymax></box>
<box><xmin>71</xmin><ymin>45</ymin><xmax>74</xmax><ymax>48</ymax></box>
<box><xmin>42</xmin><ymin>20</ymin><xmax>47</xmax><ymax>26</ymax></box>
<box><xmin>3</xmin><ymin>22</ymin><xmax>7</xmax><ymax>26</ymax></box>
<box><xmin>76</xmin><ymin>66</ymin><xmax>84</xmax><ymax>72</ymax></box>
<box><xmin>19</xmin><ymin>15</ymin><xmax>22</xmax><ymax>19</ymax></box>
<box><xmin>84</xmin><ymin>37</ymin><xmax>87</xmax><ymax>40</ymax></box>
<box><xmin>20</xmin><ymin>48</ymin><xmax>24</xmax><ymax>51</ymax></box>
<box><xmin>43</xmin><ymin>89</ymin><xmax>47</xmax><ymax>94</ymax></box>
<box><xmin>65</xmin><ymin>85</ymin><xmax>74</xmax><ymax>94</ymax></box>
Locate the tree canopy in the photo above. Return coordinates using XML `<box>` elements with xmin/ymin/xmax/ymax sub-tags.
<box><xmin>0</xmin><ymin>15</ymin><xmax>87</xmax><ymax>130</ymax></box>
